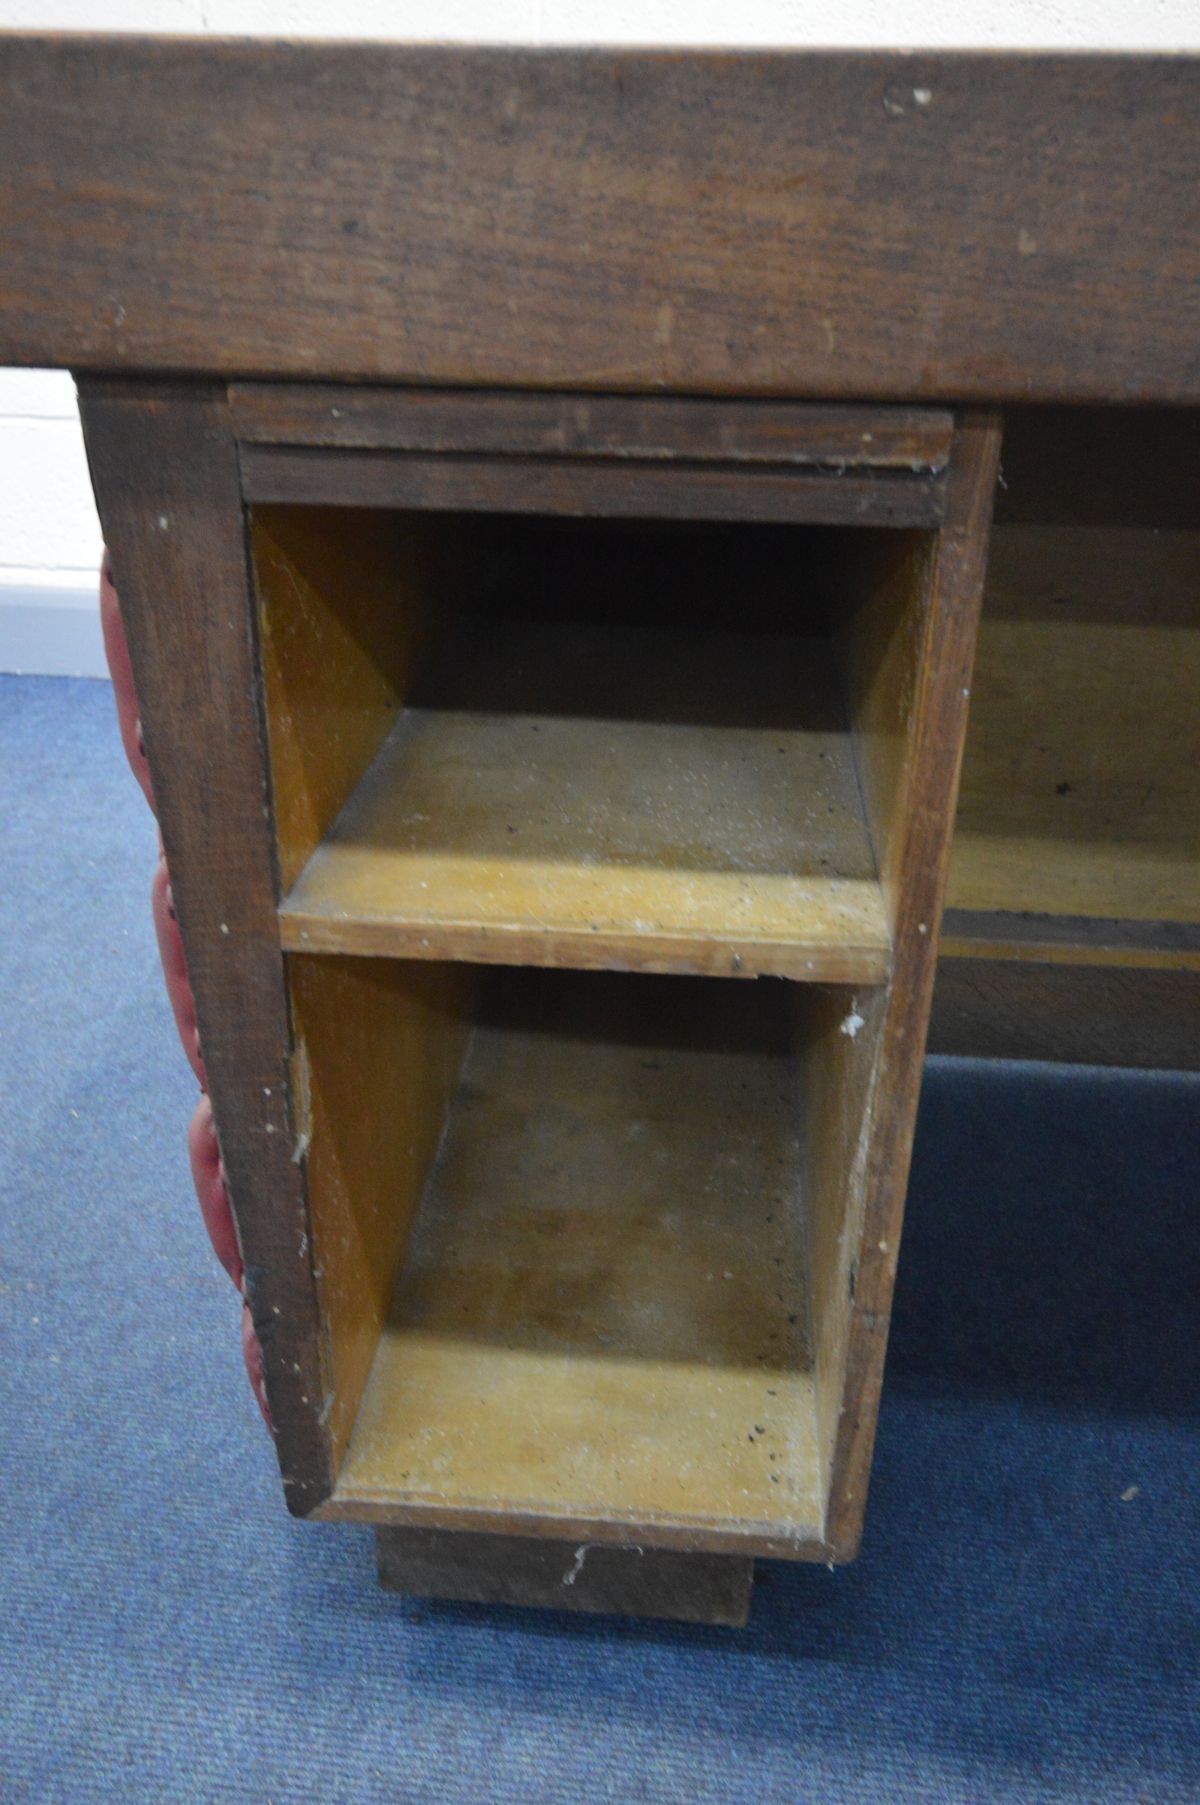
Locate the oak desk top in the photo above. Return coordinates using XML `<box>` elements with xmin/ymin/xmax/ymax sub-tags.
<box><xmin>1</xmin><ymin>37</ymin><xmax>1197</xmax><ymax>402</ymax></box>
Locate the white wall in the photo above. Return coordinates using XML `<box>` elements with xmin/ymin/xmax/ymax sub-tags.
<box><xmin>0</xmin><ymin>370</ymin><xmax>105</xmax><ymax>675</ymax></box>
<box><xmin>3</xmin><ymin>1</ymin><xmax>1197</xmax><ymax>673</ymax></box>
<box><xmin>3</xmin><ymin>0</ymin><xmax>1196</xmax><ymax>46</ymax></box>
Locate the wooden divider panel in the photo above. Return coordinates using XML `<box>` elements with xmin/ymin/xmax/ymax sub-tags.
<box><xmin>252</xmin><ymin>507</ymin><xmax>461</xmax><ymax>889</ymax></box>
<box><xmin>289</xmin><ymin>956</ymin><xmax>475</xmax><ymax>1466</ymax></box>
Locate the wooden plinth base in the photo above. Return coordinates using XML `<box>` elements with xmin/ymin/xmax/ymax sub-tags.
<box><xmin>376</xmin><ymin>1526</ymin><xmax>754</xmax><ymax>1626</ymax></box>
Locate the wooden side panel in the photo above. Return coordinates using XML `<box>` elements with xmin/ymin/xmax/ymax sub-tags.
<box><xmin>949</xmin><ymin>525</ymin><xmax>1200</xmax><ymax>926</ymax></box>
<box><xmin>825</xmin><ymin>413</ymin><xmax>1002</xmax><ymax>1556</ymax></box>
<box><xmin>6</xmin><ymin>43</ymin><xmax>1199</xmax><ymax>402</ymax></box>
<box><xmin>797</xmin><ymin>985</ymin><xmax>889</xmax><ymax>1497</ymax></box>
<box><xmin>76</xmin><ymin>380</ymin><xmax>335</xmax><ymax>1513</ymax></box>
<box><xmin>802</xmin><ymin>508</ymin><xmax>964</xmax><ymax>1507</ymax></box>
<box><xmin>833</xmin><ymin>530</ymin><xmax>937</xmax><ymax>930</ymax></box>
<box><xmin>288</xmin><ymin>956</ymin><xmax>476</xmax><ymax>1466</ymax></box>
<box><xmin>251</xmin><ymin>507</ymin><xmax>454</xmax><ymax>891</ymax></box>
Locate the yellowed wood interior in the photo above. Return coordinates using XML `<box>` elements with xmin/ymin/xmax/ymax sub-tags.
<box><xmin>829</xmin><ymin>531</ymin><xmax>937</xmax><ymax>933</ymax></box>
<box><xmin>252</xmin><ymin>506</ymin><xmax>458</xmax><ymax>890</ymax></box>
<box><xmin>315</xmin><ymin>964</ymin><xmax>830</xmax><ymax>1550</ymax></box>
<box><xmin>280</xmin><ymin>618</ymin><xmax>888</xmax><ymax>982</ymax></box>
<box><xmin>265</xmin><ymin>507</ymin><xmax>934</xmax><ymax>1551</ymax></box>
<box><xmin>289</xmin><ymin>955</ymin><xmax>475</xmax><ymax>1463</ymax></box>
<box><xmin>949</xmin><ymin>526</ymin><xmax>1200</xmax><ymax>940</ymax></box>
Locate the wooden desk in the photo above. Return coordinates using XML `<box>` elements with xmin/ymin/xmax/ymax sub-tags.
<box><xmin>2</xmin><ymin>39</ymin><xmax>1195</xmax><ymax>1621</ymax></box>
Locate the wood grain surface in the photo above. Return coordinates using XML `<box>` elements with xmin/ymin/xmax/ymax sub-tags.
<box><xmin>929</xmin><ymin>958</ymin><xmax>1200</xmax><ymax>1070</ymax></box>
<box><xmin>239</xmin><ymin>448</ymin><xmax>947</xmax><ymax>528</ymax></box>
<box><xmin>949</xmin><ymin>525</ymin><xmax>1200</xmax><ymax>927</ymax></box>
<box><xmin>2</xmin><ymin>39</ymin><xmax>1197</xmax><ymax>401</ymax></box>
<box><xmin>76</xmin><ymin>381</ymin><xmax>337</xmax><ymax>1513</ymax></box>
<box><xmin>232</xmin><ymin>386</ymin><xmax>954</xmax><ymax>470</ymax></box>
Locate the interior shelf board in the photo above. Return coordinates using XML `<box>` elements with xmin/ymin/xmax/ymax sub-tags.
<box><xmin>939</xmin><ymin>906</ymin><xmax>1200</xmax><ymax>971</ymax></box>
<box><xmin>947</xmin><ymin>834</ymin><xmax>1200</xmax><ymax>939</ymax></box>
<box><xmin>331</xmin><ymin>971</ymin><xmax>824</xmax><ymax>1548</ymax></box>
<box><xmin>279</xmin><ymin>619</ymin><xmax>889</xmax><ymax>983</ymax></box>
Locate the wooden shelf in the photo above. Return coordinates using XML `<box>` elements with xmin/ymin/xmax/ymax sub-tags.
<box><xmin>330</xmin><ymin>970</ymin><xmax>823</xmax><ymax>1547</ymax></box>
<box><xmin>104</xmin><ymin>393</ymin><xmax>996</xmax><ymax>1602</ymax></box>
<box><xmin>280</xmin><ymin>619</ymin><xmax>888</xmax><ymax>983</ymax></box>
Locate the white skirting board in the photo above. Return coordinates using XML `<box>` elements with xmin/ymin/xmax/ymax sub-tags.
<box><xmin>0</xmin><ymin>587</ymin><xmax>106</xmax><ymax>678</ymax></box>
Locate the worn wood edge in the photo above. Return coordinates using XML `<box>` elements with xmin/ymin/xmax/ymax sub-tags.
<box><xmin>230</xmin><ymin>384</ymin><xmax>955</xmax><ymax>469</ymax></box>
<box><xmin>75</xmin><ymin>376</ymin><xmax>337</xmax><ymax>1514</ymax></box>
<box><xmin>315</xmin><ymin>1491</ymin><xmax>832</xmax><ymax>1562</ymax></box>
<box><xmin>278</xmin><ymin>911</ymin><xmax>892</xmax><ymax>984</ymax></box>
<box><xmin>824</xmin><ymin>409</ymin><xmax>1003</xmax><ymax>1560</ymax></box>
<box><xmin>239</xmin><ymin>446</ymin><xmax>948</xmax><ymax>527</ymax></box>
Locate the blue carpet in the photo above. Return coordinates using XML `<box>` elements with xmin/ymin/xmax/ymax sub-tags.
<box><xmin>1</xmin><ymin>672</ymin><xmax>1197</xmax><ymax>1804</ymax></box>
